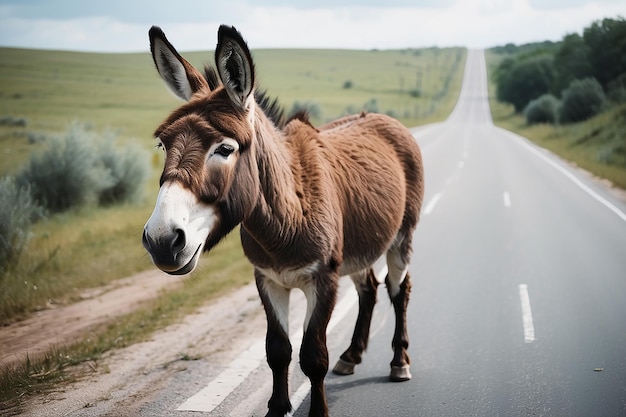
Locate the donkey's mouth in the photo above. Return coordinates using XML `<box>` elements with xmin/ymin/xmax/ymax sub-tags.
<box><xmin>168</xmin><ymin>244</ymin><xmax>202</xmax><ymax>276</ymax></box>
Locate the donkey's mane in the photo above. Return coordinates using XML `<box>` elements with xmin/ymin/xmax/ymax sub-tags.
<box><xmin>203</xmin><ymin>65</ymin><xmax>308</xmax><ymax>129</ymax></box>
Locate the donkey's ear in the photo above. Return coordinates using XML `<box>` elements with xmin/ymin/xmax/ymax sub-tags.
<box><xmin>149</xmin><ymin>26</ymin><xmax>209</xmax><ymax>101</ymax></box>
<box><xmin>215</xmin><ymin>25</ymin><xmax>255</xmax><ymax>110</ymax></box>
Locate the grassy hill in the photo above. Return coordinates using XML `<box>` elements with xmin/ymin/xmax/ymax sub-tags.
<box><xmin>0</xmin><ymin>46</ymin><xmax>465</xmax><ymax>175</ymax></box>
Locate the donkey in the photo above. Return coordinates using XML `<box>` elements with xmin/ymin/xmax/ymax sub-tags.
<box><xmin>142</xmin><ymin>25</ymin><xmax>424</xmax><ymax>417</ymax></box>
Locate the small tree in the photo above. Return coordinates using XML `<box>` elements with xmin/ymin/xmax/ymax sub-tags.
<box><xmin>552</xmin><ymin>33</ymin><xmax>592</xmax><ymax>94</ymax></box>
<box><xmin>560</xmin><ymin>78</ymin><xmax>606</xmax><ymax>123</ymax></box>
<box><xmin>524</xmin><ymin>94</ymin><xmax>560</xmax><ymax>125</ymax></box>
<box><xmin>496</xmin><ymin>55</ymin><xmax>555</xmax><ymax>112</ymax></box>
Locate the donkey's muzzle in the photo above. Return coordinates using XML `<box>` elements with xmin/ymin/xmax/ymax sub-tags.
<box><xmin>142</xmin><ymin>228</ymin><xmax>195</xmax><ymax>275</ymax></box>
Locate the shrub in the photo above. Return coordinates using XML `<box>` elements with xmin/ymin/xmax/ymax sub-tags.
<box><xmin>0</xmin><ymin>115</ymin><xmax>27</xmax><ymax>127</ymax></box>
<box><xmin>560</xmin><ymin>77</ymin><xmax>606</xmax><ymax>123</ymax></box>
<box><xmin>342</xmin><ymin>80</ymin><xmax>353</xmax><ymax>89</ymax></box>
<box><xmin>363</xmin><ymin>98</ymin><xmax>379</xmax><ymax>113</ymax></box>
<box><xmin>607</xmin><ymin>73</ymin><xmax>626</xmax><ymax>104</ymax></box>
<box><xmin>524</xmin><ymin>94</ymin><xmax>561</xmax><ymax>125</ymax></box>
<box><xmin>17</xmin><ymin>123</ymin><xmax>109</xmax><ymax>212</ymax></box>
<box><xmin>97</xmin><ymin>135</ymin><xmax>149</xmax><ymax>206</ymax></box>
<box><xmin>0</xmin><ymin>177</ymin><xmax>45</xmax><ymax>273</ymax></box>
<box><xmin>16</xmin><ymin>122</ymin><xmax>149</xmax><ymax>212</ymax></box>
<box><xmin>17</xmin><ymin>123</ymin><xmax>106</xmax><ymax>213</ymax></box>
<box><xmin>290</xmin><ymin>101</ymin><xmax>322</xmax><ymax>120</ymax></box>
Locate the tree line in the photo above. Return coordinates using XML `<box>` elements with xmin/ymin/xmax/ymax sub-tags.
<box><xmin>493</xmin><ymin>16</ymin><xmax>626</xmax><ymax>125</ymax></box>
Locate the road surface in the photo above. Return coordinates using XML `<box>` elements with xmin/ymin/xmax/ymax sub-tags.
<box><xmin>297</xmin><ymin>50</ymin><xmax>626</xmax><ymax>416</ymax></box>
<box><xmin>22</xmin><ymin>50</ymin><xmax>626</xmax><ymax>417</ymax></box>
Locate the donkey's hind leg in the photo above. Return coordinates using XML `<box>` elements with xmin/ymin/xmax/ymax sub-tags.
<box><xmin>332</xmin><ymin>268</ymin><xmax>379</xmax><ymax>376</ymax></box>
<box><xmin>386</xmin><ymin>242</ymin><xmax>412</xmax><ymax>382</ymax></box>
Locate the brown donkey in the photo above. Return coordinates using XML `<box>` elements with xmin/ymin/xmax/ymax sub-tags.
<box><xmin>142</xmin><ymin>25</ymin><xmax>424</xmax><ymax>417</ymax></box>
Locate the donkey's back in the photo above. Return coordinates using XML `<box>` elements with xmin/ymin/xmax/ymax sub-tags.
<box><xmin>310</xmin><ymin>112</ymin><xmax>424</xmax><ymax>275</ymax></box>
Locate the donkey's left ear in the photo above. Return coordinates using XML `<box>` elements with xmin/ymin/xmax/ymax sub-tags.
<box><xmin>149</xmin><ymin>26</ymin><xmax>209</xmax><ymax>101</ymax></box>
<box><xmin>215</xmin><ymin>25</ymin><xmax>255</xmax><ymax>110</ymax></box>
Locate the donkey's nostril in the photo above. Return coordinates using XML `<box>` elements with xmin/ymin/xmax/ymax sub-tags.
<box><xmin>142</xmin><ymin>229</ymin><xmax>151</xmax><ymax>250</ymax></box>
<box><xmin>171</xmin><ymin>228</ymin><xmax>186</xmax><ymax>254</ymax></box>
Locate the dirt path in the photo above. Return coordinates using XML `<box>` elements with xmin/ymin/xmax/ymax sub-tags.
<box><xmin>0</xmin><ymin>264</ymin><xmax>267</xmax><ymax>417</ymax></box>
<box><xmin>0</xmin><ymin>269</ymin><xmax>184</xmax><ymax>369</ymax></box>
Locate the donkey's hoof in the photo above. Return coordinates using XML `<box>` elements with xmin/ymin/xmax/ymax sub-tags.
<box><xmin>332</xmin><ymin>359</ymin><xmax>356</xmax><ymax>375</ymax></box>
<box><xmin>389</xmin><ymin>365</ymin><xmax>412</xmax><ymax>382</ymax></box>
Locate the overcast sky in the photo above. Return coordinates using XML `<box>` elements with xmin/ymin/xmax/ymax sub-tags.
<box><xmin>0</xmin><ymin>0</ymin><xmax>625</xmax><ymax>52</ymax></box>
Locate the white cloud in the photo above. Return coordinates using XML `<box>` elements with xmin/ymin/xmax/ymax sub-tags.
<box><xmin>0</xmin><ymin>0</ymin><xmax>625</xmax><ymax>51</ymax></box>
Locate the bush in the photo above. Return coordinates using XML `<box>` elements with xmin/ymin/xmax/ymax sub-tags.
<box><xmin>290</xmin><ymin>101</ymin><xmax>323</xmax><ymax>120</ymax></box>
<box><xmin>97</xmin><ymin>134</ymin><xmax>149</xmax><ymax>206</ymax></box>
<box><xmin>607</xmin><ymin>73</ymin><xmax>626</xmax><ymax>104</ymax></box>
<box><xmin>0</xmin><ymin>177</ymin><xmax>45</xmax><ymax>273</ymax></box>
<box><xmin>363</xmin><ymin>98</ymin><xmax>379</xmax><ymax>113</ymax></box>
<box><xmin>0</xmin><ymin>115</ymin><xmax>27</xmax><ymax>127</ymax></box>
<box><xmin>17</xmin><ymin>123</ymin><xmax>109</xmax><ymax>212</ymax></box>
<box><xmin>560</xmin><ymin>78</ymin><xmax>606</xmax><ymax>123</ymax></box>
<box><xmin>524</xmin><ymin>94</ymin><xmax>561</xmax><ymax>125</ymax></box>
<box><xmin>16</xmin><ymin>122</ymin><xmax>149</xmax><ymax>213</ymax></box>
<box><xmin>496</xmin><ymin>55</ymin><xmax>555</xmax><ymax>112</ymax></box>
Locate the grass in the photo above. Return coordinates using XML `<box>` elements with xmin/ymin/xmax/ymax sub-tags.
<box><xmin>0</xmin><ymin>45</ymin><xmax>466</xmax><ymax>405</ymax></box>
<box><xmin>485</xmin><ymin>50</ymin><xmax>626</xmax><ymax>190</ymax></box>
<box><xmin>0</xmin><ymin>46</ymin><xmax>466</xmax><ymax>322</ymax></box>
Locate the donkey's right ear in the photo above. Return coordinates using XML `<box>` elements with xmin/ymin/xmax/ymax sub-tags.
<box><xmin>149</xmin><ymin>26</ymin><xmax>209</xmax><ymax>101</ymax></box>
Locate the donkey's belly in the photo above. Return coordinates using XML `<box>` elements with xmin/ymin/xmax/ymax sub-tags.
<box><xmin>339</xmin><ymin>229</ymin><xmax>397</xmax><ymax>277</ymax></box>
<box><xmin>339</xmin><ymin>255</ymin><xmax>381</xmax><ymax>277</ymax></box>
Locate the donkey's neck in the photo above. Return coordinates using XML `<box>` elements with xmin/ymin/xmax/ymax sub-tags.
<box><xmin>241</xmin><ymin>109</ymin><xmax>304</xmax><ymax>260</ymax></box>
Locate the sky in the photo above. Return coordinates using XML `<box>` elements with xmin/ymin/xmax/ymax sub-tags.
<box><xmin>0</xmin><ymin>0</ymin><xmax>625</xmax><ymax>52</ymax></box>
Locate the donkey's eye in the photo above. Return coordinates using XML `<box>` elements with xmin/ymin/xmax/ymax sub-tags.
<box><xmin>214</xmin><ymin>143</ymin><xmax>235</xmax><ymax>157</ymax></box>
<box><xmin>155</xmin><ymin>142</ymin><xmax>164</xmax><ymax>150</ymax></box>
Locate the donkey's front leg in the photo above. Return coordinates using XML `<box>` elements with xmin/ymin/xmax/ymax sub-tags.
<box><xmin>256</xmin><ymin>272</ymin><xmax>293</xmax><ymax>417</ymax></box>
<box><xmin>300</xmin><ymin>271</ymin><xmax>338</xmax><ymax>417</ymax></box>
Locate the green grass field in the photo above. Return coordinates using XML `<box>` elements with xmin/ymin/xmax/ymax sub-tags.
<box><xmin>0</xmin><ymin>46</ymin><xmax>466</xmax><ymax>321</ymax></box>
<box><xmin>0</xmin><ymin>47</ymin><xmax>465</xmax><ymax>174</ymax></box>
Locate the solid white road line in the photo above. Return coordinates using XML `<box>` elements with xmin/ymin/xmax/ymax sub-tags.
<box><xmin>518</xmin><ymin>284</ymin><xmax>536</xmax><ymax>343</ymax></box>
<box><xmin>423</xmin><ymin>193</ymin><xmax>442</xmax><ymax>215</ymax></box>
<box><xmin>503</xmin><ymin>192</ymin><xmax>511</xmax><ymax>208</ymax></box>
<box><xmin>176</xmin><ymin>339</ymin><xmax>266</xmax><ymax>411</ymax></box>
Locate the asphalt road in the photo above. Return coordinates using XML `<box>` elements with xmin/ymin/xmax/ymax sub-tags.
<box><xmin>291</xmin><ymin>49</ymin><xmax>626</xmax><ymax>416</ymax></box>
<box><xmin>147</xmin><ymin>50</ymin><xmax>626</xmax><ymax>417</ymax></box>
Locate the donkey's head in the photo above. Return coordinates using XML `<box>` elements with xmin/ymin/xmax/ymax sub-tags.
<box><xmin>142</xmin><ymin>25</ymin><xmax>260</xmax><ymax>275</ymax></box>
